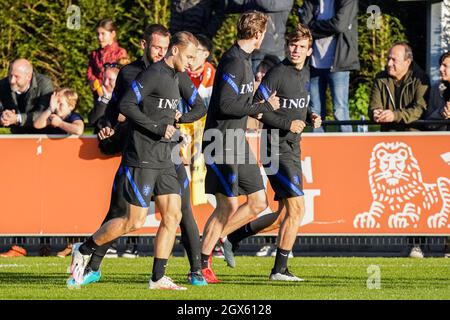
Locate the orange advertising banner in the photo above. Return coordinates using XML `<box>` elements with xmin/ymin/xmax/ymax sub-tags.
<box><xmin>0</xmin><ymin>133</ymin><xmax>449</xmax><ymax>236</ymax></box>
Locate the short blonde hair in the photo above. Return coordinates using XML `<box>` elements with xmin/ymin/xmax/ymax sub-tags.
<box><xmin>237</xmin><ymin>11</ymin><xmax>268</xmax><ymax>40</ymax></box>
<box><xmin>168</xmin><ymin>31</ymin><xmax>199</xmax><ymax>51</ymax></box>
<box><xmin>58</xmin><ymin>88</ymin><xmax>78</xmax><ymax>110</ymax></box>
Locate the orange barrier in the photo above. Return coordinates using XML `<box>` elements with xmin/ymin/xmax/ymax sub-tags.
<box><xmin>0</xmin><ymin>133</ymin><xmax>449</xmax><ymax>236</ymax></box>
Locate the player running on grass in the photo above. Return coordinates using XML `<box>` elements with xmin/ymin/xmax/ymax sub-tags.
<box><xmin>222</xmin><ymin>24</ymin><xmax>322</xmax><ymax>280</ymax></box>
<box><xmin>69</xmin><ymin>32</ymin><xmax>204</xmax><ymax>290</ymax></box>
<box><xmin>200</xmin><ymin>11</ymin><xmax>280</xmax><ymax>283</ymax></box>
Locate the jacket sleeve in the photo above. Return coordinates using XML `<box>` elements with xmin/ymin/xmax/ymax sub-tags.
<box><xmin>20</xmin><ymin>76</ymin><xmax>54</xmax><ymax>127</ymax></box>
<box><xmin>218</xmin><ymin>58</ymin><xmax>273</xmax><ymax>117</ymax></box>
<box><xmin>393</xmin><ymin>77</ymin><xmax>429</xmax><ymax>123</ymax></box>
<box><xmin>118</xmin><ymin>70</ymin><xmax>167</xmax><ymax>136</ymax></box>
<box><xmin>368</xmin><ymin>77</ymin><xmax>383</xmax><ymax>121</ymax></box>
<box><xmin>177</xmin><ymin>73</ymin><xmax>207</xmax><ymax>123</ymax></box>
<box><xmin>206</xmin><ymin>0</ymin><xmax>227</xmax><ymax>38</ymax></box>
<box><xmin>245</xmin><ymin>0</ymin><xmax>294</xmax><ymax>12</ymax></box>
<box><xmin>307</xmin><ymin>0</ymin><xmax>357</xmax><ymax>39</ymax></box>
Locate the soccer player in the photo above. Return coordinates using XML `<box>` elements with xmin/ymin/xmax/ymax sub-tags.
<box><xmin>225</xmin><ymin>24</ymin><xmax>322</xmax><ymax>280</ymax></box>
<box><xmin>69</xmin><ymin>26</ymin><xmax>208</xmax><ymax>288</ymax></box>
<box><xmin>200</xmin><ymin>11</ymin><xmax>280</xmax><ymax>283</ymax></box>
<box><xmin>70</xmin><ymin>31</ymin><xmax>202</xmax><ymax>290</ymax></box>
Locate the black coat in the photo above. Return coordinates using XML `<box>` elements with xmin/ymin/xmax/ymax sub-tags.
<box><xmin>169</xmin><ymin>0</ymin><xmax>226</xmax><ymax>38</ymax></box>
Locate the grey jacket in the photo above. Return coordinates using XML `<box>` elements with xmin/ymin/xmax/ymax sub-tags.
<box><xmin>0</xmin><ymin>72</ymin><xmax>53</xmax><ymax>133</ymax></box>
<box><xmin>299</xmin><ymin>0</ymin><xmax>360</xmax><ymax>72</ymax></box>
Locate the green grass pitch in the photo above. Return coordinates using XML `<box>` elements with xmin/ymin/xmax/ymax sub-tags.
<box><xmin>0</xmin><ymin>256</ymin><xmax>449</xmax><ymax>300</ymax></box>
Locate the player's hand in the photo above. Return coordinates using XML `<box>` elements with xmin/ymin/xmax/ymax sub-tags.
<box><xmin>164</xmin><ymin>124</ymin><xmax>177</xmax><ymax>139</ymax></box>
<box><xmin>268</xmin><ymin>90</ymin><xmax>280</xmax><ymax>111</ymax></box>
<box><xmin>311</xmin><ymin>113</ymin><xmax>322</xmax><ymax>128</ymax></box>
<box><xmin>117</xmin><ymin>113</ymin><xmax>126</xmax><ymax>123</ymax></box>
<box><xmin>290</xmin><ymin>120</ymin><xmax>306</xmax><ymax>134</ymax></box>
<box><xmin>98</xmin><ymin>127</ymin><xmax>115</xmax><ymax>140</ymax></box>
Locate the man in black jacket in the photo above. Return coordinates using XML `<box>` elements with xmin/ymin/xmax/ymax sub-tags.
<box><xmin>299</xmin><ymin>0</ymin><xmax>360</xmax><ymax>132</ymax></box>
<box><xmin>0</xmin><ymin>59</ymin><xmax>53</xmax><ymax>133</ymax></box>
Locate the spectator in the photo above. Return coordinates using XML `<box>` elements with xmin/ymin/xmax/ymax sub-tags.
<box><xmin>169</xmin><ymin>0</ymin><xmax>226</xmax><ymax>39</ymax></box>
<box><xmin>369</xmin><ymin>41</ymin><xmax>429</xmax><ymax>132</ymax></box>
<box><xmin>87</xmin><ymin>18</ymin><xmax>128</xmax><ymax>100</ymax></box>
<box><xmin>299</xmin><ymin>0</ymin><xmax>360</xmax><ymax>132</ymax></box>
<box><xmin>241</xmin><ymin>0</ymin><xmax>294</xmax><ymax>72</ymax></box>
<box><xmin>186</xmin><ymin>34</ymin><xmax>216</xmax><ymax>107</ymax></box>
<box><xmin>0</xmin><ymin>59</ymin><xmax>53</xmax><ymax>134</ymax></box>
<box><xmin>88</xmin><ymin>63</ymin><xmax>121</xmax><ymax>127</ymax></box>
<box><xmin>370</xmin><ymin>41</ymin><xmax>429</xmax><ymax>259</ymax></box>
<box><xmin>33</xmin><ymin>88</ymin><xmax>84</xmax><ymax>135</ymax></box>
<box><xmin>425</xmin><ymin>51</ymin><xmax>450</xmax><ymax>131</ymax></box>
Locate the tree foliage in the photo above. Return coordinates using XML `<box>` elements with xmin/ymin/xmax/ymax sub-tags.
<box><xmin>0</xmin><ymin>0</ymin><xmax>409</xmax><ymax>121</ymax></box>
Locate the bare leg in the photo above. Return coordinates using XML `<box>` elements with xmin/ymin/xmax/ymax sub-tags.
<box><xmin>220</xmin><ymin>189</ymin><xmax>268</xmax><ymax>236</ymax></box>
<box><xmin>277</xmin><ymin>196</ymin><xmax>305</xmax><ymax>250</ymax></box>
<box><xmin>92</xmin><ymin>203</ymin><xmax>148</xmax><ymax>245</ymax></box>
<box><xmin>154</xmin><ymin>194</ymin><xmax>182</xmax><ymax>259</ymax></box>
<box><xmin>201</xmin><ymin>193</ymin><xmax>238</xmax><ymax>255</ymax></box>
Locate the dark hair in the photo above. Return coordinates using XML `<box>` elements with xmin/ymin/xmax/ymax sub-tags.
<box><xmin>237</xmin><ymin>11</ymin><xmax>268</xmax><ymax>40</ymax></box>
<box><xmin>439</xmin><ymin>51</ymin><xmax>450</xmax><ymax>65</ymax></box>
<box><xmin>143</xmin><ymin>24</ymin><xmax>170</xmax><ymax>43</ymax></box>
<box><xmin>96</xmin><ymin>18</ymin><xmax>118</xmax><ymax>34</ymax></box>
<box><xmin>391</xmin><ymin>41</ymin><xmax>414</xmax><ymax>61</ymax></box>
<box><xmin>168</xmin><ymin>31</ymin><xmax>199</xmax><ymax>52</ymax></box>
<box><xmin>196</xmin><ymin>34</ymin><xmax>213</xmax><ymax>53</ymax></box>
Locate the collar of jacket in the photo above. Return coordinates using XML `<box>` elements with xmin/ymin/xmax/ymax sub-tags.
<box><xmin>98</xmin><ymin>41</ymin><xmax>120</xmax><ymax>54</ymax></box>
<box><xmin>233</xmin><ymin>43</ymin><xmax>252</xmax><ymax>60</ymax></box>
<box><xmin>379</xmin><ymin>63</ymin><xmax>423</xmax><ymax>109</ymax></box>
<box><xmin>10</xmin><ymin>71</ymin><xmax>38</xmax><ymax>105</ymax></box>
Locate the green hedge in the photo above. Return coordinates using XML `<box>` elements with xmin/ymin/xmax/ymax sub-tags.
<box><xmin>0</xmin><ymin>0</ymin><xmax>407</xmax><ymax>121</ymax></box>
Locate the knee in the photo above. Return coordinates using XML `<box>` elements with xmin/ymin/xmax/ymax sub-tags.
<box><xmin>249</xmin><ymin>196</ymin><xmax>268</xmax><ymax>216</ymax></box>
<box><xmin>218</xmin><ymin>202</ymin><xmax>238</xmax><ymax>217</ymax></box>
<box><xmin>287</xmin><ymin>202</ymin><xmax>304</xmax><ymax>220</ymax></box>
<box><xmin>163</xmin><ymin>210</ymin><xmax>182</xmax><ymax>229</ymax></box>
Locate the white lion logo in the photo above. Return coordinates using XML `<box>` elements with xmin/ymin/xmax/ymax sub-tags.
<box><xmin>353</xmin><ymin>142</ymin><xmax>450</xmax><ymax>229</ymax></box>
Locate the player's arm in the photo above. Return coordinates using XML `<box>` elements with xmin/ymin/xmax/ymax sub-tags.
<box><xmin>177</xmin><ymin>72</ymin><xmax>207</xmax><ymax>123</ymax></box>
<box><xmin>253</xmin><ymin>70</ymin><xmax>290</xmax><ymax>130</ymax></box>
<box><xmin>118</xmin><ymin>70</ymin><xmax>167</xmax><ymax>136</ymax></box>
<box><xmin>219</xmin><ymin>58</ymin><xmax>275</xmax><ymax>117</ymax></box>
